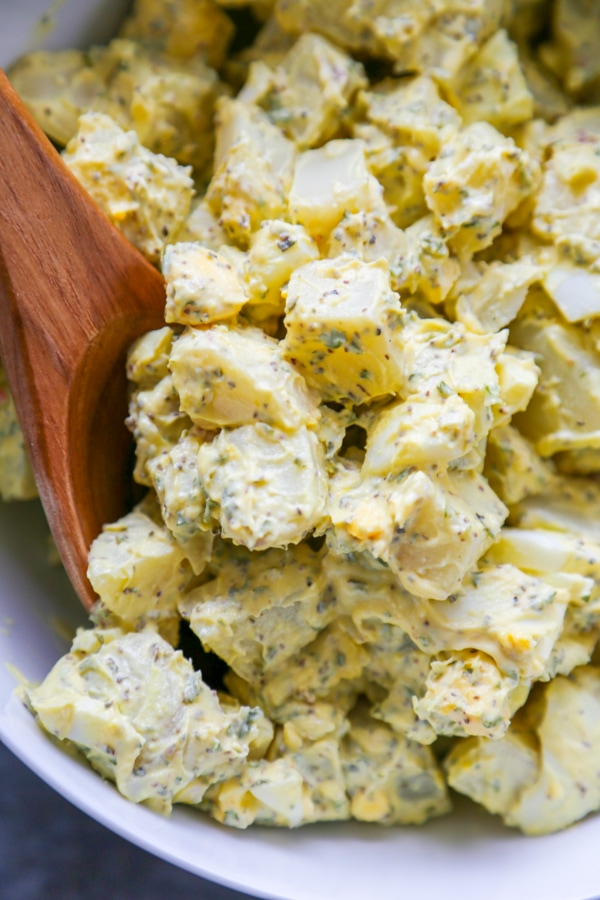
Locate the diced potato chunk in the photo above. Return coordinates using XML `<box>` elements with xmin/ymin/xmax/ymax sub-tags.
<box><xmin>491</xmin><ymin>526</ymin><xmax>600</xmax><ymax>589</ymax></box>
<box><xmin>365</xmin><ymin>629</ymin><xmax>436</xmax><ymax>744</ymax></box>
<box><xmin>532</xmin><ymin>140</ymin><xmax>600</xmax><ymax>266</ymax></box>
<box><xmin>397</xmin><ymin>314</ymin><xmax>509</xmax><ymax>441</ymax></box>
<box><xmin>63</xmin><ymin>113</ymin><xmax>194</xmax><ymax>262</ymax></box>
<box><xmin>329</xmin><ymin>467</ymin><xmax>507</xmax><ymax>601</ymax></box>
<box><xmin>279</xmin><ymin>699</ymin><xmax>349</xmax><ymax>748</ymax></box>
<box><xmin>25</xmin><ymin>628</ymin><xmax>268</xmax><ymax>814</ymax></box>
<box><xmin>447</xmin><ymin>667</ymin><xmax>600</xmax><ymax>834</ymax></box>
<box><xmin>87</xmin><ymin>507</ymin><xmax>191</xmax><ymax>624</ymax></box>
<box><xmin>539</xmin><ymin>0</ymin><xmax>600</xmax><ymax>96</ymax></box>
<box><xmin>512</xmin><ymin>303</ymin><xmax>600</xmax><ymax>457</ymax></box>
<box><xmin>241</xmin><ymin>33</ymin><xmax>366</xmax><ymax>149</ymax></box>
<box><xmin>543</xmin><ymin>262</ymin><xmax>600</xmax><ymax>323</ymax></box>
<box><xmin>169</xmin><ymin>324</ymin><xmax>318</xmax><ymax>431</ymax></box>
<box><xmin>509</xmin><ymin>476</ymin><xmax>600</xmax><ymax>543</ymax></box>
<box><xmin>283</xmin><ymin>737</ymin><xmax>350</xmax><ymax>822</ymax></box>
<box><xmin>127</xmin><ymin>375</ymin><xmax>192</xmax><ymax>485</ymax></box>
<box><xmin>288</xmin><ymin>140</ymin><xmax>384</xmax><ymax>239</ymax></box>
<box><xmin>176</xmin><ymin>200</ymin><xmax>227</xmax><ymax>250</ymax></box>
<box><xmin>8</xmin><ymin>50</ymin><xmax>105</xmax><ymax>146</ymax></box>
<box><xmin>147</xmin><ymin>429</ymin><xmax>215</xmax><ymax>573</ymax></box>
<box><xmin>390</xmin><ymin>215</ymin><xmax>460</xmax><ymax>303</ymax></box>
<box><xmin>203</xmin><ymin>757</ymin><xmax>305</xmax><ymax>827</ymax></box>
<box><xmin>352</xmin><ymin>124</ymin><xmax>429</xmax><ymax>229</ymax></box>
<box><xmin>206</xmin><ymin>728</ymin><xmax>351</xmax><ymax>827</ymax></box>
<box><xmin>90</xmin><ymin>39</ymin><xmax>221</xmax><ymax>173</ymax></box>
<box><xmin>362</xmin><ymin>395</ymin><xmax>476</xmax><ymax>476</ymax></box>
<box><xmin>12</xmin><ymin>38</ymin><xmax>222</xmax><ymax>173</ymax></box>
<box><xmin>518</xmin><ymin>54</ymin><xmax>571</xmax><ymax>123</ymax></box>
<box><xmin>180</xmin><ymin>542</ymin><xmax>334</xmax><ymax>681</ymax></box>
<box><xmin>126</xmin><ymin>326</ymin><xmax>173</xmax><ymax>389</ymax></box>
<box><xmin>340</xmin><ymin>707</ymin><xmax>450</xmax><ymax>825</ymax></box>
<box><xmin>445</xmin><ymin>730</ymin><xmax>540</xmax><ymax>818</ymax></box>
<box><xmin>400</xmin><ymin>563</ymin><xmax>569</xmax><ymax>681</ymax></box>
<box><xmin>282</xmin><ymin>255</ymin><xmax>404</xmax><ymax>404</ymax></box>
<box><xmin>447</xmin><ymin>30</ymin><xmax>534</xmax><ymax>132</ymax></box>
<box><xmin>197</xmin><ymin>424</ymin><xmax>328</xmax><ymax>549</ymax></box>
<box><xmin>243</xmin><ymin>219</ymin><xmax>319</xmax><ymax>320</ymax></box>
<box><xmin>119</xmin><ymin>0</ymin><xmax>234</xmax><ymax>68</ymax></box>
<box><xmin>261</xmin><ymin>620</ymin><xmax>369</xmax><ymax>710</ymax></box>
<box><xmin>326</xmin><ymin>208</ymin><xmax>405</xmax><ymax>270</ymax></box>
<box><xmin>357</xmin><ymin>75</ymin><xmax>460</xmax><ymax>158</ymax></box>
<box><xmin>494</xmin><ymin>347</ymin><xmax>540</xmax><ymax>426</ymax></box>
<box><xmin>484</xmin><ymin>424</ymin><xmax>553</xmax><ymax>506</ymax></box>
<box><xmin>207</xmin><ymin>98</ymin><xmax>296</xmax><ymax>246</ymax></box>
<box><xmin>413</xmin><ymin>649</ymin><xmax>521</xmax><ymax>740</ymax></box>
<box><xmin>276</xmin><ymin>0</ymin><xmax>505</xmax><ymax>81</ymax></box>
<box><xmin>453</xmin><ymin>258</ymin><xmax>539</xmax><ymax>334</ymax></box>
<box><xmin>424</xmin><ymin>123</ymin><xmax>539</xmax><ymax>256</ymax></box>
<box><xmin>163</xmin><ymin>243</ymin><xmax>248</xmax><ymax>326</ymax></box>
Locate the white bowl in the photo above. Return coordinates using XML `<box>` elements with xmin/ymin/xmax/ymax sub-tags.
<box><xmin>2</xmin><ymin>5</ymin><xmax>600</xmax><ymax>899</ymax></box>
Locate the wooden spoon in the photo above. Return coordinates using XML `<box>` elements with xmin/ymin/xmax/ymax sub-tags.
<box><xmin>0</xmin><ymin>70</ymin><xmax>167</xmax><ymax>610</ymax></box>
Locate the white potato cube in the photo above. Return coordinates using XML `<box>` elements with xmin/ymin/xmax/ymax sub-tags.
<box><xmin>25</xmin><ymin>629</ymin><xmax>268</xmax><ymax>815</ymax></box>
<box><xmin>176</xmin><ymin>199</ymin><xmax>227</xmax><ymax>250</ymax></box>
<box><xmin>340</xmin><ymin>708</ymin><xmax>450</xmax><ymax>825</ymax></box>
<box><xmin>484</xmin><ymin>424</ymin><xmax>553</xmax><ymax>507</ymax></box>
<box><xmin>532</xmin><ymin>140</ymin><xmax>600</xmax><ymax>265</ymax></box>
<box><xmin>147</xmin><ymin>429</ymin><xmax>215</xmax><ymax>573</ymax></box>
<box><xmin>244</xmin><ymin>219</ymin><xmax>319</xmax><ymax>320</ymax></box>
<box><xmin>207</xmin><ymin>98</ymin><xmax>296</xmax><ymax>246</ymax></box>
<box><xmin>119</xmin><ymin>0</ymin><xmax>234</xmax><ymax>68</ymax></box>
<box><xmin>204</xmin><ymin>758</ymin><xmax>305</xmax><ymax>828</ymax></box>
<box><xmin>261</xmin><ymin>620</ymin><xmax>369</xmax><ymax>710</ymax></box>
<box><xmin>453</xmin><ymin>258</ymin><xmax>539</xmax><ymax>334</ymax></box>
<box><xmin>447</xmin><ymin>30</ymin><xmax>534</xmax><ymax>131</ymax></box>
<box><xmin>163</xmin><ymin>242</ymin><xmax>248</xmax><ymax>326</ymax></box>
<box><xmin>197</xmin><ymin>423</ymin><xmax>328</xmax><ymax>550</ymax></box>
<box><xmin>390</xmin><ymin>215</ymin><xmax>461</xmax><ymax>304</ymax></box>
<box><xmin>87</xmin><ymin>507</ymin><xmax>191</xmax><ymax>624</ymax></box>
<box><xmin>423</xmin><ymin>123</ymin><xmax>539</xmax><ymax>256</ymax></box>
<box><xmin>358</xmin><ymin>75</ymin><xmax>460</xmax><ymax>158</ymax></box>
<box><xmin>283</xmin><ymin>255</ymin><xmax>404</xmax><ymax>404</ymax></box>
<box><xmin>413</xmin><ymin>649</ymin><xmax>521</xmax><ymax>740</ymax></box>
<box><xmin>90</xmin><ymin>38</ymin><xmax>221</xmax><ymax>173</ymax></box>
<box><xmin>63</xmin><ymin>113</ymin><xmax>193</xmax><ymax>262</ymax></box>
<box><xmin>445</xmin><ymin>731</ymin><xmax>539</xmax><ymax>819</ymax></box>
<box><xmin>180</xmin><ymin>542</ymin><xmax>334</xmax><ymax>681</ymax></box>
<box><xmin>329</xmin><ymin>467</ymin><xmax>507</xmax><ymax>601</ymax></box>
<box><xmin>241</xmin><ymin>33</ymin><xmax>367</xmax><ymax>150</ymax></box>
<box><xmin>511</xmin><ymin>304</ymin><xmax>600</xmax><ymax>457</ymax></box>
<box><xmin>399</xmin><ymin>563</ymin><xmax>569</xmax><ymax>681</ymax></box>
<box><xmin>288</xmin><ymin>140</ymin><xmax>384</xmax><ymax>239</ymax></box>
<box><xmin>127</xmin><ymin>375</ymin><xmax>192</xmax><ymax>485</ymax></box>
<box><xmin>169</xmin><ymin>324</ymin><xmax>319</xmax><ymax>431</ymax></box>
<box><xmin>447</xmin><ymin>667</ymin><xmax>600</xmax><ymax>835</ymax></box>
<box><xmin>362</xmin><ymin>395</ymin><xmax>476</xmax><ymax>476</ymax></box>
<box><xmin>8</xmin><ymin>49</ymin><xmax>106</xmax><ymax>146</ymax></box>
<box><xmin>126</xmin><ymin>326</ymin><xmax>173</xmax><ymax>389</ymax></box>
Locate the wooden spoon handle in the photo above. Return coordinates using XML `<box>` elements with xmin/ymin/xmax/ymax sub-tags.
<box><xmin>0</xmin><ymin>69</ymin><xmax>166</xmax><ymax>608</ymax></box>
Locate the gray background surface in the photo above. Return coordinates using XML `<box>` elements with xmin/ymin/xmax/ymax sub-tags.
<box><xmin>0</xmin><ymin>740</ymin><xmax>255</xmax><ymax>900</ymax></box>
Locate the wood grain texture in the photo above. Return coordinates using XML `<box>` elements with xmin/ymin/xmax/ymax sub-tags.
<box><xmin>0</xmin><ymin>69</ymin><xmax>167</xmax><ymax>609</ymax></box>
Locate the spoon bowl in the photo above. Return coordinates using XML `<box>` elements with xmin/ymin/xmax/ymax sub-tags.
<box><xmin>0</xmin><ymin>70</ymin><xmax>167</xmax><ymax>609</ymax></box>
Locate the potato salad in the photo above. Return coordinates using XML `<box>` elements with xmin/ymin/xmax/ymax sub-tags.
<box><xmin>7</xmin><ymin>0</ymin><xmax>600</xmax><ymax>835</ymax></box>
